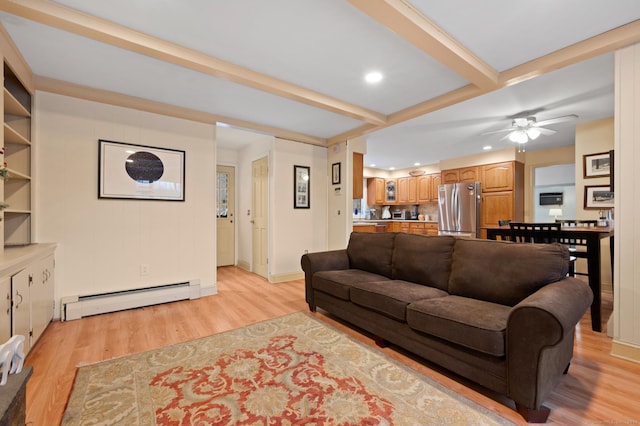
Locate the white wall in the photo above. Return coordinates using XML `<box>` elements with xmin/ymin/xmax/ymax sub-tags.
<box><xmin>34</xmin><ymin>92</ymin><xmax>217</xmax><ymax>317</ymax></box>
<box><xmin>270</xmin><ymin>138</ymin><xmax>327</xmax><ymax>280</ymax></box>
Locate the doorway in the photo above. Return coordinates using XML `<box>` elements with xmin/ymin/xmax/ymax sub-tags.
<box><xmin>216</xmin><ymin>165</ymin><xmax>235</xmax><ymax>266</ymax></box>
<box><xmin>252</xmin><ymin>157</ymin><xmax>268</xmax><ymax>278</ymax></box>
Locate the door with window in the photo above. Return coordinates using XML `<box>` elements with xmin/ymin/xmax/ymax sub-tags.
<box><xmin>216</xmin><ymin>166</ymin><xmax>235</xmax><ymax>266</ymax></box>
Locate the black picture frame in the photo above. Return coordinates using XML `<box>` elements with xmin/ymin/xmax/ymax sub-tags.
<box><xmin>584</xmin><ymin>185</ymin><xmax>614</xmax><ymax>209</ymax></box>
<box><xmin>332</xmin><ymin>162</ymin><xmax>341</xmax><ymax>185</ymax></box>
<box><xmin>294</xmin><ymin>165</ymin><xmax>310</xmax><ymax>209</ymax></box>
<box><xmin>98</xmin><ymin>139</ymin><xmax>185</xmax><ymax>201</ymax></box>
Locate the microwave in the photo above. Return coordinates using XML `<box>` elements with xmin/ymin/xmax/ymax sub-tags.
<box><xmin>392</xmin><ymin>210</ymin><xmax>410</xmax><ymax>220</ymax></box>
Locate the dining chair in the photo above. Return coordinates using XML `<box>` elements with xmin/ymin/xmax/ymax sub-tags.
<box><xmin>509</xmin><ymin>222</ymin><xmax>577</xmax><ymax>276</ymax></box>
<box><xmin>555</xmin><ymin>220</ymin><xmax>597</xmax><ymax>279</ymax></box>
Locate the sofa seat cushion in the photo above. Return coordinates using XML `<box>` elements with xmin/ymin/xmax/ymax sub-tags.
<box><xmin>313</xmin><ymin>269</ymin><xmax>390</xmax><ymax>301</ymax></box>
<box><xmin>407</xmin><ymin>296</ymin><xmax>511</xmax><ymax>357</ymax></box>
<box><xmin>350</xmin><ymin>280</ymin><xmax>448</xmax><ymax>321</ymax></box>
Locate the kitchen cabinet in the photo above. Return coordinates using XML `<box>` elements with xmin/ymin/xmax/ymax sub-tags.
<box><xmin>397</xmin><ymin>176</ymin><xmax>416</xmax><ymax>204</ymax></box>
<box><xmin>441</xmin><ymin>167</ymin><xmax>479</xmax><ymax>183</ymax></box>
<box><xmin>367</xmin><ymin>178</ymin><xmax>385</xmax><ymax>205</ymax></box>
<box><xmin>482</xmin><ymin>161</ymin><xmax>515</xmax><ymax>192</ymax></box>
<box><xmin>482</xmin><ymin>191</ymin><xmax>516</xmax><ymax>230</ymax></box>
<box><xmin>385</xmin><ymin>179</ymin><xmax>397</xmax><ymax>204</ymax></box>
<box><xmin>460</xmin><ymin>166</ymin><xmax>479</xmax><ymax>182</ymax></box>
<box><xmin>416</xmin><ymin>174</ymin><xmax>440</xmax><ymax>203</ymax></box>
<box><xmin>441</xmin><ymin>169</ymin><xmax>459</xmax><ymax>184</ymax></box>
<box><xmin>353</xmin><ymin>152</ymin><xmax>363</xmax><ymax>199</ymax></box>
<box><xmin>417</xmin><ymin>175</ymin><xmax>431</xmax><ymax>203</ymax></box>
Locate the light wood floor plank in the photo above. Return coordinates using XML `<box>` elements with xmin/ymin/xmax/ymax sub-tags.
<box><xmin>22</xmin><ymin>266</ymin><xmax>639</xmax><ymax>425</ymax></box>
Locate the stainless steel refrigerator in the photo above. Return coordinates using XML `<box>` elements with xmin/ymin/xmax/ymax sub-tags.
<box><xmin>438</xmin><ymin>182</ymin><xmax>481</xmax><ymax>238</ymax></box>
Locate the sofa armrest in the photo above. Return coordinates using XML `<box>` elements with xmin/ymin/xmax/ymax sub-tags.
<box><xmin>301</xmin><ymin>250</ymin><xmax>350</xmax><ymax>309</ymax></box>
<box><xmin>507</xmin><ymin>278</ymin><xmax>593</xmax><ymax>410</ymax></box>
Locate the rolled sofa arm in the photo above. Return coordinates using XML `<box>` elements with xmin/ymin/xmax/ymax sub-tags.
<box><xmin>507</xmin><ymin>278</ymin><xmax>593</xmax><ymax>412</ymax></box>
<box><xmin>300</xmin><ymin>249</ymin><xmax>350</xmax><ymax>310</ymax></box>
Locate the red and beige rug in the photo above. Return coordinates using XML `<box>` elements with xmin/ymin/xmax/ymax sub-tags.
<box><xmin>62</xmin><ymin>312</ymin><xmax>513</xmax><ymax>425</ymax></box>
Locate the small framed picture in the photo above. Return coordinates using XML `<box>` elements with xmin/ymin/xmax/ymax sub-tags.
<box><xmin>332</xmin><ymin>162</ymin><xmax>341</xmax><ymax>185</ymax></box>
<box><xmin>294</xmin><ymin>165</ymin><xmax>310</xmax><ymax>209</ymax></box>
<box><xmin>583</xmin><ymin>151</ymin><xmax>611</xmax><ymax>178</ymax></box>
<box><xmin>584</xmin><ymin>185</ymin><xmax>614</xmax><ymax>209</ymax></box>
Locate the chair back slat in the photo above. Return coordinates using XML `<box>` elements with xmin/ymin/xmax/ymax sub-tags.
<box><xmin>509</xmin><ymin>222</ymin><xmax>561</xmax><ymax>244</ymax></box>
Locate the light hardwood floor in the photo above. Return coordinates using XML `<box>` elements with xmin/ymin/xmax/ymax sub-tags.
<box><xmin>23</xmin><ymin>266</ymin><xmax>639</xmax><ymax>425</ymax></box>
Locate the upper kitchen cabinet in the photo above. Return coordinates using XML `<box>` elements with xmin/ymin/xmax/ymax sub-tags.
<box><xmin>482</xmin><ymin>161</ymin><xmax>520</xmax><ymax>192</ymax></box>
<box><xmin>3</xmin><ymin>62</ymin><xmax>33</xmax><ymax>248</ymax></box>
<box><xmin>353</xmin><ymin>152</ymin><xmax>363</xmax><ymax>199</ymax></box>
<box><xmin>416</xmin><ymin>173</ymin><xmax>440</xmax><ymax>203</ymax></box>
<box><xmin>397</xmin><ymin>176</ymin><xmax>416</xmax><ymax>204</ymax></box>
<box><xmin>367</xmin><ymin>177</ymin><xmax>385</xmax><ymax>205</ymax></box>
<box><xmin>442</xmin><ymin>166</ymin><xmax>479</xmax><ymax>183</ymax></box>
<box><xmin>441</xmin><ymin>169</ymin><xmax>459</xmax><ymax>184</ymax></box>
<box><xmin>385</xmin><ymin>179</ymin><xmax>397</xmax><ymax>204</ymax></box>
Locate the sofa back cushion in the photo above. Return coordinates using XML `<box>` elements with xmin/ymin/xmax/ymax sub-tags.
<box><xmin>347</xmin><ymin>232</ymin><xmax>396</xmax><ymax>278</ymax></box>
<box><xmin>392</xmin><ymin>234</ymin><xmax>455</xmax><ymax>291</ymax></box>
<box><xmin>448</xmin><ymin>238</ymin><xmax>570</xmax><ymax>306</ymax></box>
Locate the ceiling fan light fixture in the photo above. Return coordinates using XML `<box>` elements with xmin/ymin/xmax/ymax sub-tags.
<box><xmin>527</xmin><ymin>128</ymin><xmax>541</xmax><ymax>140</ymax></box>
<box><xmin>508</xmin><ymin>130</ymin><xmax>528</xmax><ymax>144</ymax></box>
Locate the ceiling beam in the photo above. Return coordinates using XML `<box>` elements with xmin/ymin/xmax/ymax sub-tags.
<box><xmin>500</xmin><ymin>19</ymin><xmax>640</xmax><ymax>87</ymax></box>
<box><xmin>348</xmin><ymin>0</ymin><xmax>499</xmax><ymax>90</ymax></box>
<box><xmin>0</xmin><ymin>0</ymin><xmax>387</xmax><ymax>126</ymax></box>
<box><xmin>330</xmin><ymin>19</ymin><xmax>640</xmax><ymax>146</ymax></box>
<box><xmin>34</xmin><ymin>75</ymin><xmax>328</xmax><ymax>147</ymax></box>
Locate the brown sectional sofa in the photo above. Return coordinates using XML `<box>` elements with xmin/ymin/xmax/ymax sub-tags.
<box><xmin>301</xmin><ymin>232</ymin><xmax>593</xmax><ymax>423</ymax></box>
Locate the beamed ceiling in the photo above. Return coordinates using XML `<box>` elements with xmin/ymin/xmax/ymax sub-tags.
<box><xmin>1</xmin><ymin>0</ymin><xmax>639</xmax><ymax>169</ymax></box>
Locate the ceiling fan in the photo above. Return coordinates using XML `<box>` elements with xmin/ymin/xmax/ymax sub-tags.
<box><xmin>482</xmin><ymin>114</ymin><xmax>578</xmax><ymax>144</ymax></box>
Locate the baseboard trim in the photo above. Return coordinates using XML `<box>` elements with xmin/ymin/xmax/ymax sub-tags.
<box><xmin>236</xmin><ymin>260</ymin><xmax>251</xmax><ymax>272</ymax></box>
<box><xmin>269</xmin><ymin>272</ymin><xmax>304</xmax><ymax>283</ymax></box>
<box><xmin>611</xmin><ymin>340</ymin><xmax>640</xmax><ymax>364</ymax></box>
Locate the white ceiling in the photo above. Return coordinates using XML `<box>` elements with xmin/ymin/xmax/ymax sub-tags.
<box><xmin>1</xmin><ymin>1</ymin><xmax>639</xmax><ymax>170</ymax></box>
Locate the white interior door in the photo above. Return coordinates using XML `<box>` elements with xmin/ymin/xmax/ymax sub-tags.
<box><xmin>216</xmin><ymin>165</ymin><xmax>235</xmax><ymax>266</ymax></box>
<box><xmin>252</xmin><ymin>157</ymin><xmax>268</xmax><ymax>278</ymax></box>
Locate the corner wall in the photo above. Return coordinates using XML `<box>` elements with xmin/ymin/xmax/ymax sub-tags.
<box><xmin>34</xmin><ymin>92</ymin><xmax>217</xmax><ymax>317</ymax></box>
<box><xmin>611</xmin><ymin>44</ymin><xmax>640</xmax><ymax>362</ymax></box>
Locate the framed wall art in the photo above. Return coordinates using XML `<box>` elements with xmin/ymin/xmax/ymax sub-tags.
<box><xmin>583</xmin><ymin>151</ymin><xmax>611</xmax><ymax>178</ymax></box>
<box><xmin>294</xmin><ymin>165</ymin><xmax>310</xmax><ymax>209</ymax></box>
<box><xmin>584</xmin><ymin>185</ymin><xmax>614</xmax><ymax>209</ymax></box>
<box><xmin>332</xmin><ymin>162</ymin><xmax>341</xmax><ymax>185</ymax></box>
<box><xmin>98</xmin><ymin>139</ymin><xmax>185</xmax><ymax>201</ymax></box>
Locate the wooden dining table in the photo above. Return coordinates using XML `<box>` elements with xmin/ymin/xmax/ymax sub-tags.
<box><xmin>485</xmin><ymin>224</ymin><xmax>614</xmax><ymax>332</ymax></box>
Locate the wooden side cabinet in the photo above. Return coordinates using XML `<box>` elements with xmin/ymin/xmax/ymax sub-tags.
<box><xmin>441</xmin><ymin>169</ymin><xmax>459</xmax><ymax>184</ymax></box>
<box><xmin>367</xmin><ymin>178</ymin><xmax>385</xmax><ymax>205</ymax></box>
<box><xmin>397</xmin><ymin>177</ymin><xmax>416</xmax><ymax>204</ymax></box>
<box><xmin>353</xmin><ymin>152</ymin><xmax>363</xmax><ymax>199</ymax></box>
<box><xmin>431</xmin><ymin>174</ymin><xmax>441</xmax><ymax>202</ymax></box>
<box><xmin>416</xmin><ymin>175</ymin><xmax>432</xmax><ymax>203</ymax></box>
<box><xmin>482</xmin><ymin>161</ymin><xmax>514</xmax><ymax>192</ymax></box>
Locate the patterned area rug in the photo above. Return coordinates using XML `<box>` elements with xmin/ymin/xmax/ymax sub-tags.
<box><xmin>62</xmin><ymin>312</ymin><xmax>513</xmax><ymax>425</ymax></box>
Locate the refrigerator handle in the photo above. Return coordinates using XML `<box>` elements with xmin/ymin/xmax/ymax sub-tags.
<box><xmin>452</xmin><ymin>184</ymin><xmax>460</xmax><ymax>231</ymax></box>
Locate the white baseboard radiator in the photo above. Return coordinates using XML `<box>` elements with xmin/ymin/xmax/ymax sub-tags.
<box><xmin>61</xmin><ymin>279</ymin><xmax>201</xmax><ymax>321</ymax></box>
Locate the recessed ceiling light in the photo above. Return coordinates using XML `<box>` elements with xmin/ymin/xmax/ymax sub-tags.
<box><xmin>483</xmin><ymin>145</ymin><xmax>492</xmax><ymax>150</ymax></box>
<box><xmin>369</xmin><ymin>163</ymin><xmax>376</xmax><ymax>167</ymax></box>
<box><xmin>414</xmin><ymin>162</ymin><xmax>421</xmax><ymax>166</ymax></box>
<box><xmin>365</xmin><ymin>71</ymin><xmax>383</xmax><ymax>84</ymax></box>
<box><xmin>389</xmin><ymin>167</ymin><xmax>395</xmax><ymax>170</ymax></box>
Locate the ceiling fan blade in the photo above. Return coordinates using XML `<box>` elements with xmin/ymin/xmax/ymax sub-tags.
<box><xmin>535</xmin><ymin>114</ymin><xmax>578</xmax><ymax>127</ymax></box>
<box><xmin>480</xmin><ymin>128</ymin><xmax>515</xmax><ymax>136</ymax></box>
<box><xmin>537</xmin><ymin>127</ymin><xmax>556</xmax><ymax>136</ymax></box>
